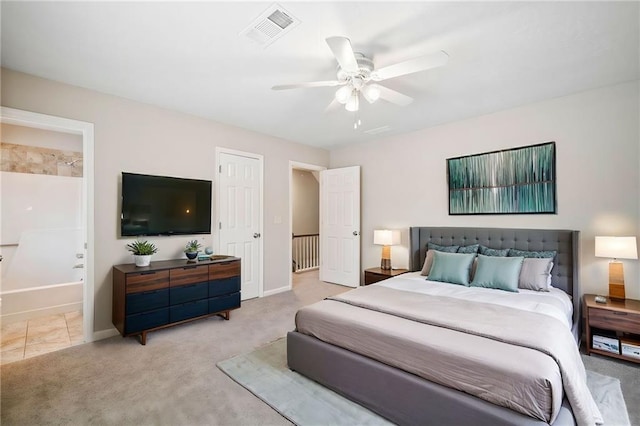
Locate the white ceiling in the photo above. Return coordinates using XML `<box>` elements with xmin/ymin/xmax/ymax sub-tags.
<box><xmin>2</xmin><ymin>2</ymin><xmax>638</xmax><ymax>149</ymax></box>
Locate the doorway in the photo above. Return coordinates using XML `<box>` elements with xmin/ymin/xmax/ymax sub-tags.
<box><xmin>288</xmin><ymin>161</ymin><xmax>325</xmax><ymax>290</ymax></box>
<box><xmin>0</xmin><ymin>107</ymin><xmax>94</xmax><ymax>362</ymax></box>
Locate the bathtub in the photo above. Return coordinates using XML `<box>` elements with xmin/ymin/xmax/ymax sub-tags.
<box><xmin>1</xmin><ymin>226</ymin><xmax>84</xmax><ymax>324</ymax></box>
<box><xmin>1</xmin><ymin>281</ymin><xmax>83</xmax><ymax>324</ymax></box>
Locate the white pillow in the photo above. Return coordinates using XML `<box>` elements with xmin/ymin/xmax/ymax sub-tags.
<box><xmin>420</xmin><ymin>250</ymin><xmax>435</xmax><ymax>276</ymax></box>
<box><xmin>518</xmin><ymin>258</ymin><xmax>554</xmax><ymax>291</ymax></box>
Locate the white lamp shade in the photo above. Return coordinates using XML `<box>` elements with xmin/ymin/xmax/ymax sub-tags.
<box><xmin>362</xmin><ymin>85</ymin><xmax>381</xmax><ymax>103</ymax></box>
<box><xmin>345</xmin><ymin>92</ymin><xmax>359</xmax><ymax>112</ymax></box>
<box><xmin>595</xmin><ymin>236</ymin><xmax>638</xmax><ymax>260</ymax></box>
<box><xmin>335</xmin><ymin>86</ymin><xmax>351</xmax><ymax>104</ymax></box>
<box><xmin>374</xmin><ymin>229</ymin><xmax>401</xmax><ymax>246</ymax></box>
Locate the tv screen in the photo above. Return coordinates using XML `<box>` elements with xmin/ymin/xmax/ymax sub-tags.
<box><xmin>121</xmin><ymin>172</ymin><xmax>212</xmax><ymax>236</ymax></box>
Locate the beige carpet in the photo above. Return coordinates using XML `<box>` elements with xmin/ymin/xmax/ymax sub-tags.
<box><xmin>2</xmin><ymin>271</ymin><xmax>639</xmax><ymax>425</ymax></box>
<box><xmin>1</xmin><ymin>271</ymin><xmax>348</xmax><ymax>425</ymax></box>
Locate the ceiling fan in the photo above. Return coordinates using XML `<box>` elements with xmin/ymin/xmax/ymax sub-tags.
<box><xmin>272</xmin><ymin>36</ymin><xmax>449</xmax><ymax>115</ymax></box>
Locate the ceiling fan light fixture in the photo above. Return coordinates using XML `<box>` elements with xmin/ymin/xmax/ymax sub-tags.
<box><xmin>362</xmin><ymin>85</ymin><xmax>381</xmax><ymax>103</ymax></box>
<box><xmin>335</xmin><ymin>85</ymin><xmax>351</xmax><ymax>104</ymax></box>
<box><xmin>345</xmin><ymin>91</ymin><xmax>359</xmax><ymax>112</ymax></box>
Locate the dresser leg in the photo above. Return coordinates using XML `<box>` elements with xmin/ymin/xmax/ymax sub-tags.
<box><xmin>140</xmin><ymin>332</ymin><xmax>147</xmax><ymax>345</ymax></box>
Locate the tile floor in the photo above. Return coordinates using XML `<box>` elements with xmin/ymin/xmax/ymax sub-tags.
<box><xmin>1</xmin><ymin>311</ymin><xmax>83</xmax><ymax>365</ymax></box>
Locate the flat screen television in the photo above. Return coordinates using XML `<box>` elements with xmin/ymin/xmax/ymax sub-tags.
<box><xmin>121</xmin><ymin>172</ymin><xmax>212</xmax><ymax>236</ymax></box>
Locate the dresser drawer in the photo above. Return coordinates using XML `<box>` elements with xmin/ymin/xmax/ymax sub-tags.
<box><xmin>126</xmin><ymin>288</ymin><xmax>169</xmax><ymax>315</ymax></box>
<box><xmin>125</xmin><ymin>307</ymin><xmax>169</xmax><ymax>334</ymax></box>
<box><xmin>209</xmin><ymin>277</ymin><xmax>240</xmax><ymax>297</ymax></box>
<box><xmin>209</xmin><ymin>292</ymin><xmax>240</xmax><ymax>314</ymax></box>
<box><xmin>209</xmin><ymin>261</ymin><xmax>241</xmax><ymax>280</ymax></box>
<box><xmin>170</xmin><ymin>282</ymin><xmax>208</xmax><ymax>305</ymax></box>
<box><xmin>126</xmin><ymin>270</ymin><xmax>169</xmax><ymax>294</ymax></box>
<box><xmin>590</xmin><ymin>307</ymin><xmax>640</xmax><ymax>333</ymax></box>
<box><xmin>170</xmin><ymin>299</ymin><xmax>208</xmax><ymax>323</ymax></box>
<box><xmin>170</xmin><ymin>265</ymin><xmax>209</xmax><ymax>287</ymax></box>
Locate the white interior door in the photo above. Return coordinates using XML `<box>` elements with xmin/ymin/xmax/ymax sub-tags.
<box><xmin>320</xmin><ymin>166</ymin><xmax>360</xmax><ymax>287</ymax></box>
<box><xmin>218</xmin><ymin>151</ymin><xmax>262</xmax><ymax>300</ymax></box>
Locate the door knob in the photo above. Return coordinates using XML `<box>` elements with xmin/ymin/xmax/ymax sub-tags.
<box><xmin>353</xmin><ymin>231</ymin><xmax>360</xmax><ymax>236</ymax></box>
<box><xmin>253</xmin><ymin>233</ymin><xmax>261</xmax><ymax>238</ymax></box>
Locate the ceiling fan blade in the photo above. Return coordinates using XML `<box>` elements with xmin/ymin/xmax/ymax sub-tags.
<box><xmin>376</xmin><ymin>85</ymin><xmax>414</xmax><ymax>106</ymax></box>
<box><xmin>371</xmin><ymin>50</ymin><xmax>449</xmax><ymax>82</ymax></box>
<box><xmin>326</xmin><ymin>36</ymin><xmax>359</xmax><ymax>73</ymax></box>
<box><xmin>324</xmin><ymin>98</ymin><xmax>341</xmax><ymax>113</ymax></box>
<box><xmin>272</xmin><ymin>80</ymin><xmax>341</xmax><ymax>90</ymax></box>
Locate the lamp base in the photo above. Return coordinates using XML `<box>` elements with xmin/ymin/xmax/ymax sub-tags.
<box><xmin>380</xmin><ymin>245</ymin><xmax>391</xmax><ymax>270</ymax></box>
<box><xmin>608</xmin><ymin>261</ymin><xmax>626</xmax><ymax>300</ymax></box>
<box><xmin>380</xmin><ymin>258</ymin><xmax>391</xmax><ymax>270</ymax></box>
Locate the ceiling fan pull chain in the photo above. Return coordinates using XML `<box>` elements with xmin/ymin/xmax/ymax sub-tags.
<box><xmin>353</xmin><ymin>110</ymin><xmax>362</xmax><ymax>130</ymax></box>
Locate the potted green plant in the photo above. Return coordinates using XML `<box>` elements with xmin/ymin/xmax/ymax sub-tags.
<box><xmin>126</xmin><ymin>240</ymin><xmax>158</xmax><ymax>267</ymax></box>
<box><xmin>184</xmin><ymin>239</ymin><xmax>202</xmax><ymax>260</ymax></box>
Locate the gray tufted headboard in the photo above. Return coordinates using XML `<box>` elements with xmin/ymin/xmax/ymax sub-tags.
<box><xmin>409</xmin><ymin>227</ymin><xmax>581</xmax><ymax>340</ymax></box>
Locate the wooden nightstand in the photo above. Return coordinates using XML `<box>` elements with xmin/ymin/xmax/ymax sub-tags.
<box><xmin>584</xmin><ymin>294</ymin><xmax>640</xmax><ymax>364</ymax></box>
<box><xmin>363</xmin><ymin>267</ymin><xmax>409</xmax><ymax>285</ymax></box>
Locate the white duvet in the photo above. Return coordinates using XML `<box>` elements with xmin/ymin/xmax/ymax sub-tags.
<box><xmin>379</xmin><ymin>271</ymin><xmax>573</xmax><ymax>329</ymax></box>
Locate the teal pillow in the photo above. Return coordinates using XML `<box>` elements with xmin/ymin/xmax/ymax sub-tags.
<box><xmin>457</xmin><ymin>244</ymin><xmax>479</xmax><ymax>254</ymax></box>
<box><xmin>471</xmin><ymin>254</ymin><xmax>524</xmax><ymax>292</ymax></box>
<box><xmin>428</xmin><ymin>251</ymin><xmax>476</xmax><ymax>286</ymax></box>
<box><xmin>428</xmin><ymin>242</ymin><xmax>459</xmax><ymax>253</ymax></box>
<box><xmin>479</xmin><ymin>245</ymin><xmax>509</xmax><ymax>257</ymax></box>
<box><xmin>508</xmin><ymin>248</ymin><xmax>556</xmax><ymax>259</ymax></box>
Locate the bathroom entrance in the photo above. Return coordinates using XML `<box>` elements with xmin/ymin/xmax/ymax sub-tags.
<box><xmin>0</xmin><ymin>108</ymin><xmax>94</xmax><ymax>364</ymax></box>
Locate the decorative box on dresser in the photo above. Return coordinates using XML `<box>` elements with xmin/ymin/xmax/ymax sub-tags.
<box><xmin>363</xmin><ymin>267</ymin><xmax>409</xmax><ymax>285</ymax></box>
<box><xmin>584</xmin><ymin>294</ymin><xmax>640</xmax><ymax>364</ymax></box>
<box><xmin>113</xmin><ymin>257</ymin><xmax>241</xmax><ymax>345</ymax></box>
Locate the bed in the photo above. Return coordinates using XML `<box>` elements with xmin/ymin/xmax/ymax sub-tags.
<box><xmin>287</xmin><ymin>227</ymin><xmax>601</xmax><ymax>426</ymax></box>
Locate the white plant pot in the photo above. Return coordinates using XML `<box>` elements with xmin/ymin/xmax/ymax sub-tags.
<box><xmin>134</xmin><ymin>255</ymin><xmax>151</xmax><ymax>267</ymax></box>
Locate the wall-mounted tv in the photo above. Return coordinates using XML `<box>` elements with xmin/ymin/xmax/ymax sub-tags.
<box><xmin>121</xmin><ymin>172</ymin><xmax>212</xmax><ymax>236</ymax></box>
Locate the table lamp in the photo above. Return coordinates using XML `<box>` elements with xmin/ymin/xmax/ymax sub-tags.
<box><xmin>373</xmin><ymin>229</ymin><xmax>401</xmax><ymax>270</ymax></box>
<box><xmin>595</xmin><ymin>236</ymin><xmax>638</xmax><ymax>300</ymax></box>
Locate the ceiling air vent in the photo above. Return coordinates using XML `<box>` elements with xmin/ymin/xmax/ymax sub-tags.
<box><xmin>241</xmin><ymin>4</ymin><xmax>300</xmax><ymax>47</ymax></box>
<box><xmin>365</xmin><ymin>126</ymin><xmax>392</xmax><ymax>135</ymax></box>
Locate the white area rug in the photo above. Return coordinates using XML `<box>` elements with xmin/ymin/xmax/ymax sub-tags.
<box><xmin>218</xmin><ymin>337</ymin><xmax>630</xmax><ymax>426</ymax></box>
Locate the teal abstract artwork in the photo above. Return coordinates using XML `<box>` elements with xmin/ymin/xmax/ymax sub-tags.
<box><xmin>447</xmin><ymin>142</ymin><xmax>556</xmax><ymax>215</ymax></box>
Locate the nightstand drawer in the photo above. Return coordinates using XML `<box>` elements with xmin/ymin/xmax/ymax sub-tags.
<box><xmin>364</xmin><ymin>273</ymin><xmax>387</xmax><ymax>285</ymax></box>
<box><xmin>363</xmin><ymin>268</ymin><xmax>409</xmax><ymax>285</ymax></box>
<box><xmin>590</xmin><ymin>308</ymin><xmax>640</xmax><ymax>333</ymax></box>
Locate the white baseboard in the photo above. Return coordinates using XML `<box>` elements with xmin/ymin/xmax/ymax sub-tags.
<box><xmin>92</xmin><ymin>327</ymin><xmax>120</xmax><ymax>342</ymax></box>
<box><xmin>262</xmin><ymin>285</ymin><xmax>290</xmax><ymax>297</ymax></box>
